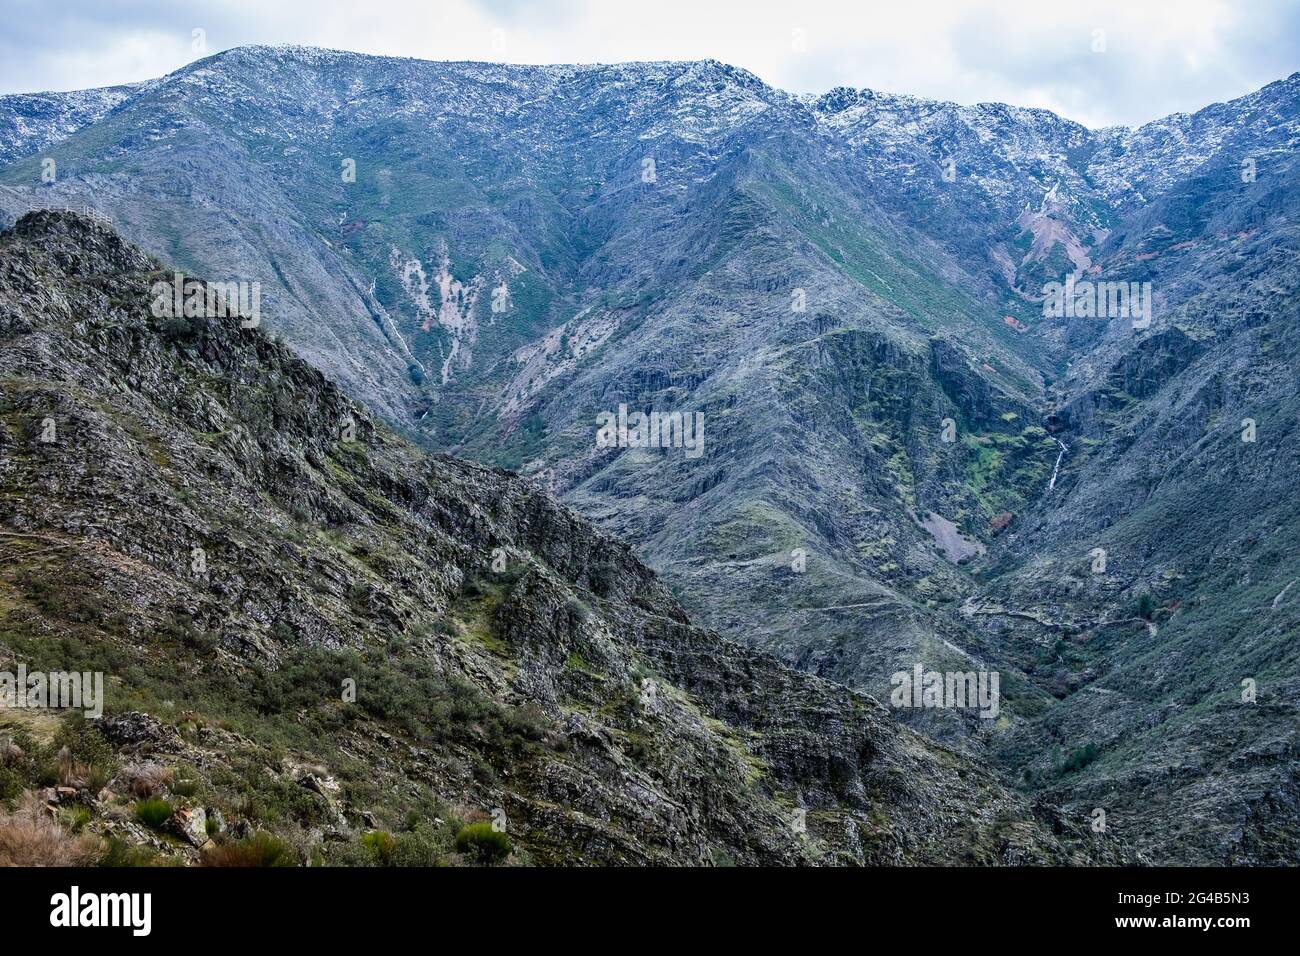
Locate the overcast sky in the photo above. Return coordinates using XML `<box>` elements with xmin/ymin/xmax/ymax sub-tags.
<box><xmin>2</xmin><ymin>0</ymin><xmax>1297</xmax><ymax>127</ymax></box>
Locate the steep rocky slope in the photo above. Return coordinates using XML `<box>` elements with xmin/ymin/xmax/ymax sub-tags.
<box><xmin>960</xmin><ymin>138</ymin><xmax>1300</xmax><ymax>865</ymax></box>
<box><xmin>0</xmin><ymin>211</ymin><xmax>1120</xmax><ymax>865</ymax></box>
<box><xmin>0</xmin><ymin>47</ymin><xmax>1063</xmax><ymax>742</ymax></box>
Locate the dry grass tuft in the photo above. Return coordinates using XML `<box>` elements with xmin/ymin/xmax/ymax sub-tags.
<box><xmin>0</xmin><ymin>791</ymin><xmax>100</xmax><ymax>867</ymax></box>
<box><xmin>55</xmin><ymin>746</ymin><xmax>105</xmax><ymax>791</ymax></box>
<box><xmin>201</xmin><ymin>832</ymin><xmax>295</xmax><ymax>868</ymax></box>
<box><xmin>119</xmin><ymin>761</ymin><xmax>172</xmax><ymax>799</ymax></box>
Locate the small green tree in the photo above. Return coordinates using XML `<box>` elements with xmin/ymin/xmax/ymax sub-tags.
<box><xmin>1137</xmin><ymin>593</ymin><xmax>1157</xmax><ymax>620</ymax></box>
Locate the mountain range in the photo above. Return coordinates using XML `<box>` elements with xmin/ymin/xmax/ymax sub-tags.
<box><xmin>1</xmin><ymin>45</ymin><xmax>1297</xmax><ymax>864</ymax></box>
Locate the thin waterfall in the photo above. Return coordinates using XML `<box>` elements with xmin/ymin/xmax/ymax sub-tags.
<box><xmin>1048</xmin><ymin>439</ymin><xmax>1068</xmax><ymax>491</ymax></box>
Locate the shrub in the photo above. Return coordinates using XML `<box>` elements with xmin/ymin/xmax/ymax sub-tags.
<box><xmin>120</xmin><ymin>762</ymin><xmax>171</xmax><ymax>799</ymax></box>
<box><xmin>454</xmin><ymin>822</ymin><xmax>511</xmax><ymax>865</ymax></box>
<box><xmin>323</xmin><ymin>841</ymin><xmax>379</xmax><ymax>867</ymax></box>
<box><xmin>325</xmin><ymin>822</ymin><xmax>456</xmax><ymax>867</ymax></box>
<box><xmin>427</xmin><ymin>617</ymin><xmax>458</xmax><ymax>637</ymax></box>
<box><xmin>160</xmin><ymin>613</ymin><xmax>217</xmax><ymax>653</ymax></box>
<box><xmin>0</xmin><ymin>792</ymin><xmax>99</xmax><ymax>866</ymax></box>
<box><xmin>133</xmin><ymin>798</ymin><xmax>173</xmax><ymax>829</ymax></box>
<box><xmin>159</xmin><ymin>314</ymin><xmax>205</xmax><ymax>344</ymax></box>
<box><xmin>55</xmin><ymin>746</ymin><xmax>106</xmax><ymax>791</ymax></box>
<box><xmin>1061</xmin><ymin>742</ymin><xmax>1102</xmax><ymax>776</ymax></box>
<box><xmin>61</xmin><ymin>806</ymin><xmax>92</xmax><ymax>833</ymax></box>
<box><xmin>392</xmin><ymin>825</ymin><xmax>454</xmax><ymax>867</ymax></box>
<box><xmin>361</xmin><ymin>829</ymin><xmax>396</xmax><ymax>865</ymax></box>
<box><xmin>588</xmin><ymin>561</ymin><xmax>620</xmax><ymax>597</ymax></box>
<box><xmin>0</xmin><ymin>767</ymin><xmax>23</xmax><ymax>801</ymax></box>
<box><xmin>566</xmin><ymin>597</ymin><xmax>592</xmax><ymax>626</ymax></box>
<box><xmin>51</xmin><ymin>716</ymin><xmax>115</xmax><ymax>791</ymax></box>
<box><xmin>82</xmin><ymin>764</ymin><xmax>112</xmax><ymax>795</ymax></box>
<box><xmin>98</xmin><ymin>837</ymin><xmax>166</xmax><ymax>867</ymax></box>
<box><xmin>461</xmin><ymin>575</ymin><xmax>490</xmax><ymax>600</ymax></box>
<box><xmin>346</xmin><ymin>581</ymin><xmax>371</xmax><ymax>610</ymax></box>
<box><xmin>201</xmin><ymin>832</ymin><xmax>296</xmax><ymax>868</ymax></box>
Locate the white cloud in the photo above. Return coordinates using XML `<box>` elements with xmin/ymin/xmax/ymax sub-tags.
<box><xmin>1</xmin><ymin>0</ymin><xmax>1296</xmax><ymax>127</ymax></box>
